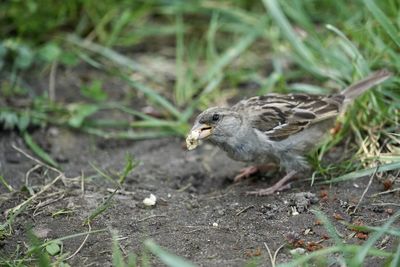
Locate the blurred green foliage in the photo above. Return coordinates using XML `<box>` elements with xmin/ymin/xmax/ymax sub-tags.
<box><xmin>0</xmin><ymin>0</ymin><xmax>399</xmax><ymax>167</ymax></box>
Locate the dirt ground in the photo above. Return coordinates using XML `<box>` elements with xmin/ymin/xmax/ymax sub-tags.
<box><xmin>1</xmin><ymin>66</ymin><xmax>399</xmax><ymax>266</ymax></box>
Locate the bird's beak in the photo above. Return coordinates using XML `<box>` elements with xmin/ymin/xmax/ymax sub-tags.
<box><xmin>186</xmin><ymin>123</ymin><xmax>213</xmax><ymax>150</ymax></box>
<box><xmin>190</xmin><ymin>122</ymin><xmax>213</xmax><ymax>140</ymax></box>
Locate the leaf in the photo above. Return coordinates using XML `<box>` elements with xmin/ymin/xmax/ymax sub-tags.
<box><xmin>15</xmin><ymin>45</ymin><xmax>34</xmax><ymax>69</ymax></box>
<box><xmin>38</xmin><ymin>43</ymin><xmax>62</xmax><ymax>62</ymax></box>
<box><xmin>0</xmin><ymin>111</ymin><xmax>19</xmax><ymax>130</ymax></box>
<box><xmin>81</xmin><ymin>80</ymin><xmax>108</xmax><ymax>102</ymax></box>
<box><xmin>68</xmin><ymin>103</ymin><xmax>99</xmax><ymax>128</ymax></box>
<box><xmin>45</xmin><ymin>241</ymin><xmax>62</xmax><ymax>256</ymax></box>
<box><xmin>17</xmin><ymin>111</ymin><xmax>30</xmax><ymax>132</ymax></box>
<box><xmin>59</xmin><ymin>51</ymin><xmax>79</xmax><ymax>66</ymax></box>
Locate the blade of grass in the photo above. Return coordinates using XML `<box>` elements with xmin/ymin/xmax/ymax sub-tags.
<box><xmin>106</xmin><ymin>9</ymin><xmax>132</xmax><ymax>47</ymax></box>
<box><xmin>174</xmin><ymin>12</ymin><xmax>186</xmax><ymax>106</ymax></box>
<box><xmin>144</xmin><ymin>239</ymin><xmax>197</xmax><ymax>267</ymax></box>
<box><xmin>318</xmin><ymin>161</ymin><xmax>400</xmax><ymax>184</ymax></box>
<box><xmin>118</xmin><ymin>73</ymin><xmax>181</xmax><ymax>119</ymax></box>
<box><xmin>278</xmin><ymin>244</ymin><xmax>392</xmax><ymax>267</ymax></box>
<box><xmin>262</xmin><ymin>0</ymin><xmax>344</xmax><ymax>79</ymax></box>
<box><xmin>67</xmin><ymin>35</ymin><xmax>161</xmax><ymax>83</ymax></box>
<box><xmin>111</xmin><ymin>230</ymin><xmax>126</xmax><ymax>267</ymax></box>
<box><xmin>84</xmin><ymin>189</ymin><xmax>118</xmax><ymax>225</ymax></box>
<box><xmin>390</xmin><ymin>242</ymin><xmax>400</xmax><ymax>267</ymax></box>
<box><xmin>0</xmin><ymin>175</ymin><xmax>13</xmax><ymax>192</ymax></box>
<box><xmin>27</xmin><ymin>231</ymin><xmax>51</xmax><ymax>267</ymax></box>
<box><xmin>206</xmin><ymin>11</ymin><xmax>219</xmax><ymax>61</ymax></box>
<box><xmin>118</xmin><ymin>153</ymin><xmax>138</xmax><ymax>185</ymax></box>
<box><xmin>100</xmin><ymin>102</ymin><xmax>162</xmax><ymax>121</ymax></box>
<box><xmin>363</xmin><ymin>0</ymin><xmax>400</xmax><ymax>47</ymax></box>
<box><xmin>312</xmin><ymin>210</ymin><xmax>344</xmax><ymax>247</ymax></box>
<box><xmin>25</xmin><ymin>228</ymin><xmax>108</xmax><ymax>255</ymax></box>
<box><xmin>89</xmin><ymin>162</ymin><xmax>119</xmax><ymax>186</ymax></box>
<box><xmin>181</xmin><ymin>74</ymin><xmax>223</xmax><ymax>122</ymax></box>
<box><xmin>262</xmin><ymin>0</ymin><xmax>314</xmax><ymax>64</ymax></box>
<box><xmin>312</xmin><ymin>210</ymin><xmax>350</xmax><ymax>263</ymax></box>
<box><xmin>325</xmin><ymin>24</ymin><xmax>369</xmax><ymax>75</ymax></box>
<box><xmin>201</xmin><ymin>2</ymin><xmax>261</xmax><ymax>28</ymax></box>
<box><xmin>81</xmin><ymin>127</ymin><xmax>177</xmax><ymax>139</ymax></box>
<box><xmin>23</xmin><ymin>131</ymin><xmax>59</xmax><ymax>168</ymax></box>
<box><xmin>343</xmin><ymin>223</ymin><xmax>400</xmax><ymax>237</ymax></box>
<box><xmin>196</xmin><ymin>28</ymin><xmax>259</xmax><ymax>88</ymax></box>
<box><xmin>350</xmin><ymin>210</ymin><xmax>400</xmax><ymax>265</ymax></box>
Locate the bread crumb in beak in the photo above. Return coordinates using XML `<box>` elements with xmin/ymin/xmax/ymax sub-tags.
<box><xmin>186</xmin><ymin>129</ymin><xmax>201</xmax><ymax>150</ymax></box>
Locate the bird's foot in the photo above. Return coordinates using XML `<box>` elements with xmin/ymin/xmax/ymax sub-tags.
<box><xmin>246</xmin><ymin>170</ymin><xmax>297</xmax><ymax>196</ymax></box>
<box><xmin>234</xmin><ymin>166</ymin><xmax>259</xmax><ymax>183</ymax></box>
<box><xmin>234</xmin><ymin>163</ymin><xmax>278</xmax><ymax>183</ymax></box>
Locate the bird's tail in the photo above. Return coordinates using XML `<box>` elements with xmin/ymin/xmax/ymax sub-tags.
<box><xmin>341</xmin><ymin>69</ymin><xmax>392</xmax><ymax>100</ymax></box>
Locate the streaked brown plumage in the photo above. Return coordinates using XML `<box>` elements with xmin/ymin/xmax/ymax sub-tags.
<box><xmin>187</xmin><ymin>70</ymin><xmax>392</xmax><ymax>195</ymax></box>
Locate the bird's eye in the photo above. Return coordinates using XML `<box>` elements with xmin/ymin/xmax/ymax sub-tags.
<box><xmin>212</xmin><ymin>113</ymin><xmax>220</xmax><ymax>121</ymax></box>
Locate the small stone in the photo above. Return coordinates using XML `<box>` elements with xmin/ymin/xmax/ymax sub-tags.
<box><xmin>290</xmin><ymin>248</ymin><xmax>306</xmax><ymax>255</ymax></box>
<box><xmin>143</xmin><ymin>194</ymin><xmax>157</xmax><ymax>206</ymax></box>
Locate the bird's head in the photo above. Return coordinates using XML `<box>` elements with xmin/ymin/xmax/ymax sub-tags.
<box><xmin>186</xmin><ymin>107</ymin><xmax>242</xmax><ymax>150</ymax></box>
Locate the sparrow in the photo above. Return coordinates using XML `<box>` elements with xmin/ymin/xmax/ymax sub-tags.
<box><xmin>186</xmin><ymin>69</ymin><xmax>392</xmax><ymax>195</ymax></box>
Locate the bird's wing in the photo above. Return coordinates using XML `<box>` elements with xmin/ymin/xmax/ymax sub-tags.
<box><xmin>232</xmin><ymin>93</ymin><xmax>344</xmax><ymax>141</ymax></box>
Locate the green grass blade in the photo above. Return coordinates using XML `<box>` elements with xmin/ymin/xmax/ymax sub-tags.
<box><xmin>318</xmin><ymin>161</ymin><xmax>400</xmax><ymax>184</ymax></box>
<box><xmin>119</xmin><ymin>74</ymin><xmax>181</xmax><ymax>119</ymax></box>
<box><xmin>36</xmin><ymin>229</ymin><xmax>107</xmax><ymax>252</ymax></box>
<box><xmin>27</xmin><ymin>231</ymin><xmax>51</xmax><ymax>267</ymax></box>
<box><xmin>67</xmin><ymin>35</ymin><xmax>161</xmax><ymax>82</ymax></box>
<box><xmin>390</xmin><ymin>242</ymin><xmax>400</xmax><ymax>267</ymax></box>
<box><xmin>278</xmin><ymin>244</ymin><xmax>393</xmax><ymax>267</ymax></box>
<box><xmin>262</xmin><ymin>0</ymin><xmax>314</xmax><ymax>64</ymax></box>
<box><xmin>325</xmin><ymin>24</ymin><xmax>369</xmax><ymax>75</ymax></box>
<box><xmin>89</xmin><ymin>162</ymin><xmax>118</xmax><ymax>186</ymax></box>
<box><xmin>345</xmin><ymin>223</ymin><xmax>400</xmax><ymax>237</ymax></box>
<box><xmin>145</xmin><ymin>239</ymin><xmax>197</xmax><ymax>267</ymax></box>
<box><xmin>201</xmin><ymin>2</ymin><xmax>261</xmax><ymax>27</ymax></box>
<box><xmin>351</xmin><ymin>210</ymin><xmax>400</xmax><ymax>265</ymax></box>
<box><xmin>174</xmin><ymin>12</ymin><xmax>186</xmax><ymax>106</ymax></box>
<box><xmin>181</xmin><ymin>75</ymin><xmax>223</xmax><ymax>122</ymax></box>
<box><xmin>363</xmin><ymin>0</ymin><xmax>400</xmax><ymax>47</ymax></box>
<box><xmin>312</xmin><ymin>210</ymin><xmax>344</xmax><ymax>247</ymax></box>
<box><xmin>23</xmin><ymin>131</ymin><xmax>59</xmax><ymax>168</ymax></box>
<box><xmin>118</xmin><ymin>153</ymin><xmax>138</xmax><ymax>185</ymax></box>
<box><xmin>197</xmin><ymin>28</ymin><xmax>259</xmax><ymax>88</ymax></box>
<box><xmin>81</xmin><ymin>127</ymin><xmax>177</xmax><ymax>139</ymax></box>
<box><xmin>0</xmin><ymin>175</ymin><xmax>13</xmax><ymax>192</ymax></box>
<box><xmin>84</xmin><ymin>189</ymin><xmax>118</xmax><ymax>225</ymax></box>
<box><xmin>106</xmin><ymin>9</ymin><xmax>132</xmax><ymax>47</ymax></box>
<box><xmin>112</xmin><ymin>230</ymin><xmax>126</xmax><ymax>267</ymax></box>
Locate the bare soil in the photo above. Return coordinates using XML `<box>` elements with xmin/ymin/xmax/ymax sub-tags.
<box><xmin>0</xmin><ymin>66</ymin><xmax>399</xmax><ymax>267</ymax></box>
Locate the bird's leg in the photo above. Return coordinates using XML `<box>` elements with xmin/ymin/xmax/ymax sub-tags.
<box><xmin>233</xmin><ymin>163</ymin><xmax>277</xmax><ymax>183</ymax></box>
<box><xmin>246</xmin><ymin>170</ymin><xmax>297</xmax><ymax>196</ymax></box>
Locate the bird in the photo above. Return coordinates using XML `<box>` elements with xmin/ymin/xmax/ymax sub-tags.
<box><xmin>186</xmin><ymin>70</ymin><xmax>392</xmax><ymax>195</ymax></box>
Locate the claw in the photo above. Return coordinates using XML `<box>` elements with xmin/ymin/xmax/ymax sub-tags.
<box><xmin>246</xmin><ymin>171</ymin><xmax>297</xmax><ymax>196</ymax></box>
<box><xmin>233</xmin><ymin>163</ymin><xmax>278</xmax><ymax>183</ymax></box>
<box><xmin>233</xmin><ymin>166</ymin><xmax>259</xmax><ymax>183</ymax></box>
